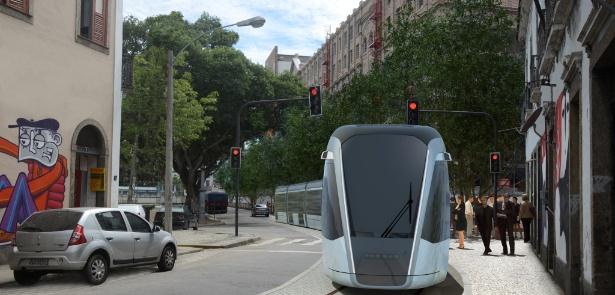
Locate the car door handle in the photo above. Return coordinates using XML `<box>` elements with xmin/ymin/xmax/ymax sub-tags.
<box><xmin>134</xmin><ymin>237</ymin><xmax>141</xmax><ymax>241</ymax></box>
<box><xmin>106</xmin><ymin>237</ymin><xmax>114</xmax><ymax>241</ymax></box>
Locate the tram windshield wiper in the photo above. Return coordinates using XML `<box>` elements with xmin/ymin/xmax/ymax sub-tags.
<box><xmin>380</xmin><ymin>183</ymin><xmax>412</xmax><ymax>238</ymax></box>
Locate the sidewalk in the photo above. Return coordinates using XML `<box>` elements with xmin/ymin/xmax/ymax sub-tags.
<box><xmin>172</xmin><ymin>228</ymin><xmax>260</xmax><ymax>249</ymax></box>
<box><xmin>448</xmin><ymin>236</ymin><xmax>564</xmax><ymax>295</ymax></box>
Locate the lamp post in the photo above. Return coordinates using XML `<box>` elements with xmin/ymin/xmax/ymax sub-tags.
<box><xmin>164</xmin><ymin>16</ymin><xmax>266</xmax><ymax>233</ymax></box>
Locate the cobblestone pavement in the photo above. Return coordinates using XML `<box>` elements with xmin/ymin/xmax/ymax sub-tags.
<box><xmin>448</xmin><ymin>236</ymin><xmax>564</xmax><ymax>295</ymax></box>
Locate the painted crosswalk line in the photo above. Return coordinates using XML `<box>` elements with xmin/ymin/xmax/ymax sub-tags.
<box><xmin>301</xmin><ymin>239</ymin><xmax>322</xmax><ymax>246</ymax></box>
<box><xmin>249</xmin><ymin>237</ymin><xmax>286</xmax><ymax>246</ymax></box>
<box><xmin>280</xmin><ymin>238</ymin><xmax>306</xmax><ymax>246</ymax></box>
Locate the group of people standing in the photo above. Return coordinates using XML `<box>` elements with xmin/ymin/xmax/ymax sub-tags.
<box><xmin>453</xmin><ymin>194</ymin><xmax>536</xmax><ymax>256</ymax></box>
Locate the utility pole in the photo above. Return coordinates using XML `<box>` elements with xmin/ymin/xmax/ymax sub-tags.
<box><xmin>164</xmin><ymin>49</ymin><xmax>174</xmax><ymax>233</ymax></box>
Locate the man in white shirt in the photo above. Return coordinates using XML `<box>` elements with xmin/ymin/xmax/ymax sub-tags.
<box><xmin>465</xmin><ymin>196</ymin><xmax>475</xmax><ymax>236</ymax></box>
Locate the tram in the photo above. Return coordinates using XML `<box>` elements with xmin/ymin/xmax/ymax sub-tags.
<box><xmin>320</xmin><ymin>124</ymin><xmax>452</xmax><ymax>289</ymax></box>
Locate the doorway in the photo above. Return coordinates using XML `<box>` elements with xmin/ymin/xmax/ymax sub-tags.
<box><xmin>72</xmin><ymin>124</ymin><xmax>106</xmax><ymax>207</ymax></box>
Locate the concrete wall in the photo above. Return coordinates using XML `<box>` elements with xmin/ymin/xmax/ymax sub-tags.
<box><xmin>0</xmin><ymin>0</ymin><xmax>121</xmax><ymax>257</ymax></box>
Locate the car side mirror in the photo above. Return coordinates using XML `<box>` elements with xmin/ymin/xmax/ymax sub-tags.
<box><xmin>153</xmin><ymin>225</ymin><xmax>161</xmax><ymax>232</ymax></box>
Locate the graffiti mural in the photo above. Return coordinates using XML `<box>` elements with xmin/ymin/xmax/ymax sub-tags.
<box><xmin>553</xmin><ymin>92</ymin><xmax>570</xmax><ymax>264</ymax></box>
<box><xmin>0</xmin><ymin>118</ymin><xmax>68</xmax><ymax>245</ymax></box>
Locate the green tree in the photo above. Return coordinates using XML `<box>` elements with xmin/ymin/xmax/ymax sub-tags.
<box><xmin>121</xmin><ymin>12</ymin><xmax>305</xmax><ymax>208</ymax></box>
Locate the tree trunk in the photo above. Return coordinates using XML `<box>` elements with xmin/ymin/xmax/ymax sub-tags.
<box><xmin>127</xmin><ymin>133</ymin><xmax>139</xmax><ymax>203</ymax></box>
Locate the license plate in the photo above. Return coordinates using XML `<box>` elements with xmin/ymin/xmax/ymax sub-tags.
<box><xmin>28</xmin><ymin>258</ymin><xmax>48</xmax><ymax>266</ymax></box>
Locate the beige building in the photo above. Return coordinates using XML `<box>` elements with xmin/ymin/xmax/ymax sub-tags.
<box><xmin>299</xmin><ymin>0</ymin><xmax>519</xmax><ymax>92</ymax></box>
<box><xmin>265</xmin><ymin>46</ymin><xmax>311</xmax><ymax>76</ymax></box>
<box><xmin>0</xmin><ymin>0</ymin><xmax>123</xmax><ymax>251</ymax></box>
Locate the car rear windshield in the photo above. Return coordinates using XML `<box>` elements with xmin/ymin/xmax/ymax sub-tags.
<box><xmin>20</xmin><ymin>211</ymin><xmax>83</xmax><ymax>232</ymax></box>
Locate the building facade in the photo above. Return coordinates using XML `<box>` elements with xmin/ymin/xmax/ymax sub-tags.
<box><xmin>265</xmin><ymin>46</ymin><xmax>310</xmax><ymax>76</ymax></box>
<box><xmin>518</xmin><ymin>0</ymin><xmax>615</xmax><ymax>293</ymax></box>
<box><xmin>0</xmin><ymin>0</ymin><xmax>123</xmax><ymax>254</ymax></box>
<box><xmin>299</xmin><ymin>0</ymin><xmax>519</xmax><ymax>92</ymax></box>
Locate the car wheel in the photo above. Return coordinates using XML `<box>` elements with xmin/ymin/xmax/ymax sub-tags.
<box><xmin>13</xmin><ymin>270</ymin><xmax>42</xmax><ymax>285</ymax></box>
<box><xmin>266</xmin><ymin>214</ymin><xmax>269</xmax><ymax>217</ymax></box>
<box><xmin>158</xmin><ymin>245</ymin><xmax>176</xmax><ymax>272</ymax></box>
<box><xmin>83</xmin><ymin>254</ymin><xmax>108</xmax><ymax>285</ymax></box>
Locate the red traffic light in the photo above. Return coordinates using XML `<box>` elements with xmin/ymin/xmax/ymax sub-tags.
<box><xmin>232</xmin><ymin>148</ymin><xmax>240</xmax><ymax>156</ymax></box>
<box><xmin>491</xmin><ymin>154</ymin><xmax>499</xmax><ymax>160</ymax></box>
<box><xmin>310</xmin><ymin>87</ymin><xmax>318</xmax><ymax>97</ymax></box>
<box><xmin>408</xmin><ymin>101</ymin><xmax>418</xmax><ymax>110</ymax></box>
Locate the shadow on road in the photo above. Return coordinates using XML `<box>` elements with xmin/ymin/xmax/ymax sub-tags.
<box><xmin>333</xmin><ymin>274</ymin><xmax>462</xmax><ymax>295</ymax></box>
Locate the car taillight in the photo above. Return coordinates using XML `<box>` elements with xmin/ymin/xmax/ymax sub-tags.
<box><xmin>68</xmin><ymin>224</ymin><xmax>87</xmax><ymax>246</ymax></box>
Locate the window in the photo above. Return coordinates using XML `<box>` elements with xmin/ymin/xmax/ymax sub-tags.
<box><xmin>322</xmin><ymin>160</ymin><xmax>344</xmax><ymax>240</ymax></box>
<box><xmin>420</xmin><ymin>162</ymin><xmax>450</xmax><ymax>243</ymax></box>
<box><xmin>0</xmin><ymin>0</ymin><xmax>29</xmax><ymax>15</ymax></box>
<box><xmin>79</xmin><ymin>0</ymin><xmax>108</xmax><ymax>47</ymax></box>
<box><xmin>126</xmin><ymin>212</ymin><xmax>151</xmax><ymax>233</ymax></box>
<box><xmin>96</xmin><ymin>211</ymin><xmax>128</xmax><ymax>232</ymax></box>
<box><xmin>342</xmin><ymin>134</ymin><xmax>427</xmax><ymax>239</ymax></box>
<box><xmin>21</xmin><ymin>211</ymin><xmax>82</xmax><ymax>232</ymax></box>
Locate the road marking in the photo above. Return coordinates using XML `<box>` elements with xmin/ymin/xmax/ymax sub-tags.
<box><xmin>229</xmin><ymin>249</ymin><xmax>321</xmax><ymax>254</ymax></box>
<box><xmin>301</xmin><ymin>239</ymin><xmax>322</xmax><ymax>246</ymax></box>
<box><xmin>249</xmin><ymin>237</ymin><xmax>285</xmax><ymax>246</ymax></box>
<box><xmin>280</xmin><ymin>238</ymin><xmax>305</xmax><ymax>246</ymax></box>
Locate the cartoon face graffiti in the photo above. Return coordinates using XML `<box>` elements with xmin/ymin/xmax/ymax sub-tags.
<box><xmin>10</xmin><ymin>118</ymin><xmax>62</xmax><ymax>167</ymax></box>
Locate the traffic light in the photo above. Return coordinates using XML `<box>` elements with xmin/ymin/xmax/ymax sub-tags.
<box><xmin>230</xmin><ymin>147</ymin><xmax>241</xmax><ymax>169</ymax></box>
<box><xmin>309</xmin><ymin>85</ymin><xmax>322</xmax><ymax>116</ymax></box>
<box><xmin>490</xmin><ymin>152</ymin><xmax>501</xmax><ymax>173</ymax></box>
<box><xmin>406</xmin><ymin>100</ymin><xmax>419</xmax><ymax>125</ymax></box>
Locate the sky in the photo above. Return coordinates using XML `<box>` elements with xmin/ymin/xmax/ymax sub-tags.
<box><xmin>123</xmin><ymin>0</ymin><xmax>363</xmax><ymax>65</ymax></box>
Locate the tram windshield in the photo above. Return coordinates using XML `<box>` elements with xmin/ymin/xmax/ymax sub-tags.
<box><xmin>342</xmin><ymin>134</ymin><xmax>427</xmax><ymax>239</ymax></box>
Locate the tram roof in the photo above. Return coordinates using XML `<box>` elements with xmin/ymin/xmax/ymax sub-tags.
<box><xmin>331</xmin><ymin>124</ymin><xmax>442</xmax><ymax>145</ymax></box>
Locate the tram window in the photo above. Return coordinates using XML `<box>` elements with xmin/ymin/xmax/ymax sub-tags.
<box><xmin>421</xmin><ymin>161</ymin><xmax>449</xmax><ymax>243</ymax></box>
<box><xmin>342</xmin><ymin>134</ymin><xmax>427</xmax><ymax>239</ymax></box>
<box><xmin>322</xmin><ymin>160</ymin><xmax>344</xmax><ymax>240</ymax></box>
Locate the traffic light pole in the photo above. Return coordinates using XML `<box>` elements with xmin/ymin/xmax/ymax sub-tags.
<box><xmin>419</xmin><ymin>110</ymin><xmax>498</xmax><ymax>195</ymax></box>
<box><xmin>234</xmin><ymin>97</ymin><xmax>307</xmax><ymax>236</ymax></box>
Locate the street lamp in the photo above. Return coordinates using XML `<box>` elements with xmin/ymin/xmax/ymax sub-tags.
<box><xmin>164</xmin><ymin>16</ymin><xmax>266</xmax><ymax>233</ymax></box>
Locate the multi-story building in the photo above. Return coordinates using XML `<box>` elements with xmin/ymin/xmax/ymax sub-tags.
<box><xmin>299</xmin><ymin>0</ymin><xmax>519</xmax><ymax>92</ymax></box>
<box><xmin>265</xmin><ymin>46</ymin><xmax>311</xmax><ymax>76</ymax></box>
<box><xmin>518</xmin><ymin>0</ymin><xmax>615</xmax><ymax>294</ymax></box>
<box><xmin>0</xmin><ymin>0</ymin><xmax>123</xmax><ymax>259</ymax></box>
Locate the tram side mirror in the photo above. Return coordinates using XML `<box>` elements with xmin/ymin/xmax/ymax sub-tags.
<box><xmin>436</xmin><ymin>152</ymin><xmax>453</xmax><ymax>162</ymax></box>
<box><xmin>321</xmin><ymin>151</ymin><xmax>334</xmax><ymax>160</ymax></box>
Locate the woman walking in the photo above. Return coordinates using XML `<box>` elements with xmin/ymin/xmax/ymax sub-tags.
<box><xmin>454</xmin><ymin>196</ymin><xmax>467</xmax><ymax>249</ymax></box>
<box><xmin>519</xmin><ymin>195</ymin><xmax>535</xmax><ymax>243</ymax></box>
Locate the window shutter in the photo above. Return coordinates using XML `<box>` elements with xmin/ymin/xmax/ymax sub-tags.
<box><xmin>92</xmin><ymin>0</ymin><xmax>107</xmax><ymax>46</ymax></box>
<box><xmin>6</xmin><ymin>0</ymin><xmax>29</xmax><ymax>14</ymax></box>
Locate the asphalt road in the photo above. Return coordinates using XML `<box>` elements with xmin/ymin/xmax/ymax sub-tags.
<box><xmin>0</xmin><ymin>209</ymin><xmax>322</xmax><ymax>295</ymax></box>
<box><xmin>0</xmin><ymin>209</ymin><xmax>462</xmax><ymax>295</ymax></box>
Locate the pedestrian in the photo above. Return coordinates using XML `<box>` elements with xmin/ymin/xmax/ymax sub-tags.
<box><xmin>519</xmin><ymin>195</ymin><xmax>536</xmax><ymax>243</ymax></box>
<box><xmin>475</xmin><ymin>195</ymin><xmax>494</xmax><ymax>255</ymax></box>
<box><xmin>454</xmin><ymin>195</ymin><xmax>466</xmax><ymax>249</ymax></box>
<box><xmin>495</xmin><ymin>195</ymin><xmax>516</xmax><ymax>255</ymax></box>
<box><xmin>465</xmin><ymin>195</ymin><xmax>475</xmax><ymax>237</ymax></box>
<box><xmin>512</xmin><ymin>196</ymin><xmax>521</xmax><ymax>239</ymax></box>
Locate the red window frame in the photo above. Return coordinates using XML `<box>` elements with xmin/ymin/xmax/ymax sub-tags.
<box><xmin>1</xmin><ymin>0</ymin><xmax>30</xmax><ymax>15</ymax></box>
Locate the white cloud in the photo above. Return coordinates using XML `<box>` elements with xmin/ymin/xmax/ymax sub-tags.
<box><xmin>123</xmin><ymin>0</ymin><xmax>362</xmax><ymax>64</ymax></box>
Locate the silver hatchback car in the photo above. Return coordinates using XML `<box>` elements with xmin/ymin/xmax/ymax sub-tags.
<box><xmin>9</xmin><ymin>208</ymin><xmax>177</xmax><ymax>285</ymax></box>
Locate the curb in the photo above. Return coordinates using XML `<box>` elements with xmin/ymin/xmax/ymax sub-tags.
<box><xmin>448</xmin><ymin>263</ymin><xmax>473</xmax><ymax>295</ymax></box>
<box><xmin>177</xmin><ymin>247</ymin><xmax>204</xmax><ymax>256</ymax></box>
<box><xmin>178</xmin><ymin>236</ymin><xmax>261</xmax><ymax>249</ymax></box>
